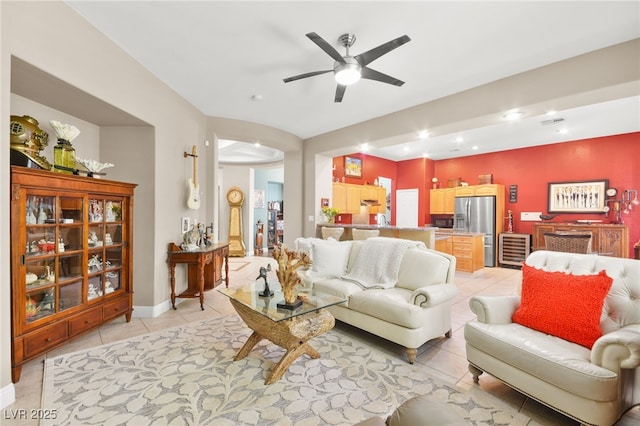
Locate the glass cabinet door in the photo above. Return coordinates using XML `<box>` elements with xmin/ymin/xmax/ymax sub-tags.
<box><xmin>87</xmin><ymin>197</ymin><xmax>125</xmax><ymax>302</ymax></box>
<box><xmin>24</xmin><ymin>194</ymin><xmax>84</xmax><ymax>323</ymax></box>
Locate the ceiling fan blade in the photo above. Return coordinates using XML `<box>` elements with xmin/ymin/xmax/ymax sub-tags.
<box><xmin>334</xmin><ymin>84</ymin><xmax>346</xmax><ymax>103</ymax></box>
<box><xmin>306</xmin><ymin>32</ymin><xmax>346</xmax><ymax>64</ymax></box>
<box><xmin>283</xmin><ymin>69</ymin><xmax>332</xmax><ymax>83</ymax></box>
<box><xmin>361</xmin><ymin>67</ymin><xmax>405</xmax><ymax>87</ymax></box>
<box><xmin>355</xmin><ymin>35</ymin><xmax>411</xmax><ymax>67</ymax></box>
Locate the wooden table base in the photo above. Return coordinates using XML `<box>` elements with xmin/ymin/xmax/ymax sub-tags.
<box><xmin>230</xmin><ymin>298</ymin><xmax>335</xmax><ymax>384</ymax></box>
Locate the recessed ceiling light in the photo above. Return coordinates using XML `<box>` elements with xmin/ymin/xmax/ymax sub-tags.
<box><xmin>546</xmin><ymin>110</ymin><xmax>557</xmax><ymax>116</ymax></box>
<box><xmin>359</xmin><ymin>143</ymin><xmax>369</xmax><ymax>152</ymax></box>
<box><xmin>472</xmin><ymin>145</ymin><xmax>479</xmax><ymax>150</ymax></box>
<box><xmin>503</xmin><ymin>110</ymin><xmax>523</xmax><ymax>120</ymax></box>
<box><xmin>455</xmin><ymin>136</ymin><xmax>464</xmax><ymax>143</ymax></box>
<box><xmin>418</xmin><ymin>130</ymin><xmax>429</xmax><ymax>139</ymax></box>
<box><xmin>254</xmin><ymin>142</ymin><xmax>261</xmax><ymax>147</ymax></box>
<box><xmin>557</xmin><ymin>128</ymin><xmax>569</xmax><ymax>135</ymax></box>
<box><xmin>403</xmin><ymin>146</ymin><xmax>410</xmax><ymax>152</ymax></box>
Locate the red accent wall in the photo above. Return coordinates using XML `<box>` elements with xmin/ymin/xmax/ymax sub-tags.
<box><xmin>434</xmin><ymin>132</ymin><xmax>640</xmax><ymax>257</ymax></box>
<box><xmin>333</xmin><ymin>154</ymin><xmax>398</xmax><ymax>223</ymax></box>
<box><xmin>336</xmin><ymin>132</ymin><xmax>639</xmax><ymax>257</ymax></box>
<box><xmin>397</xmin><ymin>157</ymin><xmax>435</xmax><ymax>226</ymax></box>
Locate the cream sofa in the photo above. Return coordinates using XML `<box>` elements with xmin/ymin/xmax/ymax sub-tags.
<box><xmin>295</xmin><ymin>236</ymin><xmax>457</xmax><ymax>363</ymax></box>
<box><xmin>465</xmin><ymin>250</ymin><xmax>640</xmax><ymax>426</ymax></box>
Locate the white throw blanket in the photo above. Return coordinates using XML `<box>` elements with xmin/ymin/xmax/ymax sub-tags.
<box><xmin>341</xmin><ymin>237</ymin><xmax>426</xmax><ymax>289</ymax></box>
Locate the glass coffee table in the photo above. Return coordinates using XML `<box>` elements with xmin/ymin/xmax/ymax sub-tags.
<box><xmin>219</xmin><ymin>282</ymin><xmax>346</xmax><ymax>384</ymax></box>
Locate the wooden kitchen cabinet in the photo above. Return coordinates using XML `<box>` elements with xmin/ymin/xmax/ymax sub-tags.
<box><xmin>429</xmin><ymin>188</ymin><xmax>455</xmax><ymax>214</ymax></box>
<box><xmin>10</xmin><ymin>166</ymin><xmax>136</xmax><ymax>382</ymax></box>
<box><xmin>532</xmin><ymin>222</ymin><xmax>629</xmax><ymax>258</ymax></box>
<box><xmin>452</xmin><ymin>234</ymin><xmax>485</xmax><ymax>273</ymax></box>
<box><xmin>333</xmin><ymin>183</ymin><xmax>386</xmax><ymax>214</ymax></box>
<box><xmin>454</xmin><ymin>184</ymin><xmax>503</xmax><ymax>197</ymax></box>
<box><xmin>435</xmin><ymin>236</ymin><xmax>453</xmax><ymax>255</ymax></box>
<box><xmin>361</xmin><ymin>185</ymin><xmax>385</xmax><ymax>213</ymax></box>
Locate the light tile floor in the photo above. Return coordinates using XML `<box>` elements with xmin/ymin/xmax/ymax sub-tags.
<box><xmin>5</xmin><ymin>255</ymin><xmax>640</xmax><ymax>425</ymax></box>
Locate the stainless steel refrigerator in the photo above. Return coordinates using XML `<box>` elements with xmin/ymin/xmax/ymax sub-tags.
<box><xmin>454</xmin><ymin>196</ymin><xmax>496</xmax><ymax>267</ymax></box>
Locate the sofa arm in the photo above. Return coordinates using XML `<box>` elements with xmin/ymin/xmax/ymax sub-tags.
<box><xmin>411</xmin><ymin>284</ymin><xmax>456</xmax><ymax>307</ymax></box>
<box><xmin>591</xmin><ymin>325</ymin><xmax>640</xmax><ymax>372</ymax></box>
<box><xmin>468</xmin><ymin>295</ymin><xmax>521</xmax><ymax>324</ymax></box>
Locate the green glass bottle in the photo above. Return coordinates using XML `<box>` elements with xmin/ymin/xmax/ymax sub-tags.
<box><xmin>53</xmin><ymin>139</ymin><xmax>76</xmax><ymax>174</ymax></box>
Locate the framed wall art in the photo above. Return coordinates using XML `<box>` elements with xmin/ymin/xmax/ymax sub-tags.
<box><xmin>547</xmin><ymin>179</ymin><xmax>608</xmax><ymax>213</ymax></box>
<box><xmin>254</xmin><ymin>189</ymin><xmax>265</xmax><ymax>208</ymax></box>
<box><xmin>344</xmin><ymin>156</ymin><xmax>362</xmax><ymax>178</ymax></box>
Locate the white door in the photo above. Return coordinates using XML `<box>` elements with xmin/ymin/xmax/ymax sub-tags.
<box><xmin>396</xmin><ymin>189</ymin><xmax>419</xmax><ymax>228</ymax></box>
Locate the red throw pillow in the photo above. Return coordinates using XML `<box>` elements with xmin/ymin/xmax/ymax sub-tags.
<box><xmin>512</xmin><ymin>263</ymin><xmax>613</xmax><ymax>349</ymax></box>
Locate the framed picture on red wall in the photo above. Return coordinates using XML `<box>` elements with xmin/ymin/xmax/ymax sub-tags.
<box><xmin>548</xmin><ymin>179</ymin><xmax>608</xmax><ymax>213</ymax></box>
<box><xmin>345</xmin><ymin>156</ymin><xmax>362</xmax><ymax>178</ymax></box>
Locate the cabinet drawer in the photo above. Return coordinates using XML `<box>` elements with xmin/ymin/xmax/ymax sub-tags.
<box><xmin>456</xmin><ymin>259</ymin><xmax>473</xmax><ymax>272</ymax></box>
<box><xmin>103</xmin><ymin>297</ymin><xmax>131</xmax><ymax>321</ymax></box>
<box><xmin>69</xmin><ymin>308</ymin><xmax>103</xmax><ymax>337</ymax></box>
<box><xmin>453</xmin><ymin>250</ymin><xmax>472</xmax><ymax>259</ymax></box>
<box><xmin>452</xmin><ymin>236</ymin><xmax>472</xmax><ymax>243</ymax></box>
<box><xmin>24</xmin><ymin>322</ymin><xmax>68</xmax><ymax>358</ymax></box>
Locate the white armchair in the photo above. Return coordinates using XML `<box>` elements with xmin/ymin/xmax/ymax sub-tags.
<box><xmin>464</xmin><ymin>250</ymin><xmax>640</xmax><ymax>426</ymax></box>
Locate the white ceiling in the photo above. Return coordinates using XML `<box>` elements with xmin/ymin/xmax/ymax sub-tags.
<box><xmin>65</xmin><ymin>1</ymin><xmax>640</xmax><ymax>162</ymax></box>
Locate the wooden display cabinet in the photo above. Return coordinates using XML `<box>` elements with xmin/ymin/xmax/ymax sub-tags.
<box><xmin>532</xmin><ymin>222</ymin><xmax>629</xmax><ymax>258</ymax></box>
<box><xmin>10</xmin><ymin>166</ymin><xmax>136</xmax><ymax>382</ymax></box>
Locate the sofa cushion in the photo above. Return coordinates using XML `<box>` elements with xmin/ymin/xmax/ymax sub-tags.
<box><xmin>348</xmin><ymin>288</ymin><xmax>425</xmax><ymax>329</ymax></box>
<box><xmin>312</xmin><ymin>277</ymin><xmax>363</xmax><ymax>307</ymax></box>
<box><xmin>513</xmin><ymin>263</ymin><xmax>613</xmax><ymax>348</ymax></box>
<box><xmin>294</xmin><ymin>237</ymin><xmax>316</xmax><ymax>256</ymax></box>
<box><xmin>310</xmin><ymin>239</ymin><xmax>352</xmax><ymax>277</ymax></box>
<box><xmin>465</xmin><ymin>321</ymin><xmax>618</xmax><ymax>401</ymax></box>
<box><xmin>397</xmin><ymin>248</ymin><xmax>451</xmax><ymax>291</ymax></box>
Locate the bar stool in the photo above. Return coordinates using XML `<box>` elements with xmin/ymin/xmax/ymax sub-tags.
<box><xmin>352</xmin><ymin>229</ymin><xmax>380</xmax><ymax>240</ymax></box>
<box><xmin>321</xmin><ymin>227</ymin><xmax>344</xmax><ymax>240</ymax></box>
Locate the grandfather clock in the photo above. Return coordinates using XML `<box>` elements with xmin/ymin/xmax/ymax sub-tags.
<box><xmin>227</xmin><ymin>186</ymin><xmax>246</xmax><ymax>257</ymax></box>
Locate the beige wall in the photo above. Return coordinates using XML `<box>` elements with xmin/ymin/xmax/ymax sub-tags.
<box><xmin>0</xmin><ymin>2</ymin><xmax>304</xmax><ymax>402</ymax></box>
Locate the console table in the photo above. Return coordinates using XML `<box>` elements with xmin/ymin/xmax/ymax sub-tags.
<box><xmin>532</xmin><ymin>223</ymin><xmax>629</xmax><ymax>258</ymax></box>
<box><xmin>168</xmin><ymin>242</ymin><xmax>229</xmax><ymax>310</ymax></box>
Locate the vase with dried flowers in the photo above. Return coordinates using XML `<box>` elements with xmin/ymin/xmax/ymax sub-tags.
<box><xmin>273</xmin><ymin>244</ymin><xmax>312</xmax><ymax>309</ymax></box>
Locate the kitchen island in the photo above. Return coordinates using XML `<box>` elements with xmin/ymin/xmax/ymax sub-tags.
<box><xmin>316</xmin><ymin>224</ymin><xmax>486</xmax><ymax>272</ymax></box>
<box><xmin>316</xmin><ymin>223</ymin><xmax>438</xmax><ymax>249</ymax></box>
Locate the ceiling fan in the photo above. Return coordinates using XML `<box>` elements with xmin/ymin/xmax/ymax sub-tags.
<box><xmin>283</xmin><ymin>32</ymin><xmax>411</xmax><ymax>102</ymax></box>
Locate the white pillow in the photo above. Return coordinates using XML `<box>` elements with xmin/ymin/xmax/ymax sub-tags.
<box><xmin>311</xmin><ymin>239</ymin><xmax>352</xmax><ymax>277</ymax></box>
<box><xmin>294</xmin><ymin>237</ymin><xmax>317</xmax><ymax>257</ymax></box>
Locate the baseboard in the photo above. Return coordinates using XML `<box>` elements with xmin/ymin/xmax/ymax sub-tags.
<box><xmin>132</xmin><ymin>299</ymin><xmax>178</xmax><ymax>319</ymax></box>
<box><xmin>0</xmin><ymin>381</ymin><xmax>16</xmax><ymax>410</ymax></box>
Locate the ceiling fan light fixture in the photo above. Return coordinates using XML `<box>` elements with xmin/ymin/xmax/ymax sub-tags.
<box><xmin>334</xmin><ymin>60</ymin><xmax>361</xmax><ymax>86</ymax></box>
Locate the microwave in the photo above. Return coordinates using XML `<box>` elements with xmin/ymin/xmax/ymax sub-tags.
<box><xmin>433</xmin><ymin>217</ymin><xmax>454</xmax><ymax>228</ymax></box>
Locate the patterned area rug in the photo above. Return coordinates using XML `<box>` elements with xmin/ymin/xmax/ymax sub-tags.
<box><xmin>42</xmin><ymin>315</ymin><xmax>528</xmax><ymax>425</ymax></box>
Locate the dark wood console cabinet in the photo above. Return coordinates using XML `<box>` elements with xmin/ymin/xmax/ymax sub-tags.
<box><xmin>10</xmin><ymin>166</ymin><xmax>136</xmax><ymax>382</ymax></box>
<box><xmin>532</xmin><ymin>222</ymin><xmax>629</xmax><ymax>258</ymax></box>
<box><xmin>168</xmin><ymin>242</ymin><xmax>229</xmax><ymax>310</ymax></box>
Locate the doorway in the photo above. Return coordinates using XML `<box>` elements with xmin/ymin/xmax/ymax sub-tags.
<box><xmin>377</xmin><ymin>176</ymin><xmax>392</xmax><ymax>226</ymax></box>
<box><xmin>395</xmin><ymin>189</ymin><xmax>419</xmax><ymax>228</ymax></box>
